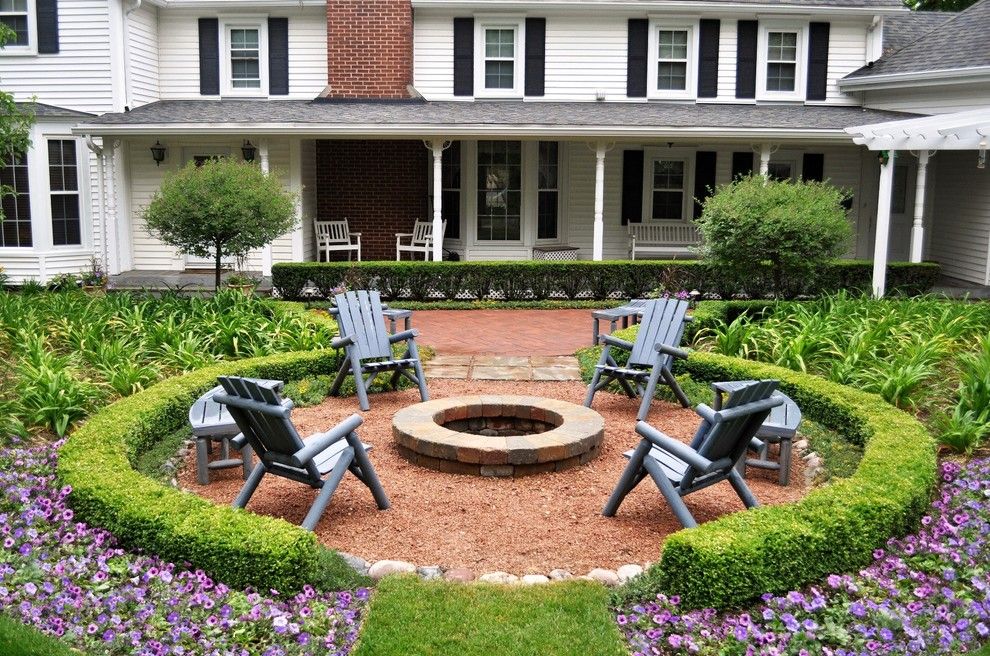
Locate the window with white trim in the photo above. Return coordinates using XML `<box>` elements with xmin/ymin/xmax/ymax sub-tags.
<box><xmin>0</xmin><ymin>0</ymin><xmax>29</xmax><ymax>47</ymax></box>
<box><xmin>658</xmin><ymin>30</ymin><xmax>688</xmax><ymax>90</ymax></box>
<box><xmin>475</xmin><ymin>20</ymin><xmax>523</xmax><ymax>97</ymax></box>
<box><xmin>48</xmin><ymin>139</ymin><xmax>81</xmax><ymax>246</ymax></box>
<box><xmin>648</xmin><ymin>20</ymin><xmax>697</xmax><ymax>99</ymax></box>
<box><xmin>766</xmin><ymin>161</ymin><xmax>794</xmax><ymax>182</ymax></box>
<box><xmin>477</xmin><ymin>140</ymin><xmax>522</xmax><ymax>241</ymax></box>
<box><xmin>757</xmin><ymin>24</ymin><xmax>806</xmax><ymax>100</ymax></box>
<box><xmin>766</xmin><ymin>32</ymin><xmax>797</xmax><ymax>92</ymax></box>
<box><xmin>650</xmin><ymin>158</ymin><xmax>687</xmax><ymax>221</ymax></box>
<box><xmin>221</xmin><ymin>20</ymin><xmax>268</xmax><ymax>96</ymax></box>
<box><xmin>0</xmin><ymin>148</ymin><xmax>31</xmax><ymax>247</ymax></box>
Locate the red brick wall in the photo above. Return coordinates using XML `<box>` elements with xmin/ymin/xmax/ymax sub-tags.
<box><xmin>326</xmin><ymin>1</ymin><xmax>413</xmax><ymax>99</ymax></box>
<box><xmin>315</xmin><ymin>140</ymin><xmax>429</xmax><ymax>261</ymax></box>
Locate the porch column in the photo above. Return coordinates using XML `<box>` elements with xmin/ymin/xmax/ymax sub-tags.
<box><xmin>259</xmin><ymin>140</ymin><xmax>273</xmax><ymax>277</ymax></box>
<box><xmin>593</xmin><ymin>142</ymin><xmax>607</xmax><ymax>261</ymax></box>
<box><xmin>909</xmin><ymin>150</ymin><xmax>930</xmax><ymax>263</ymax></box>
<box><xmin>430</xmin><ymin>139</ymin><xmax>445</xmax><ymax>262</ymax></box>
<box><xmin>872</xmin><ymin>150</ymin><xmax>897</xmax><ymax>298</ymax></box>
<box><xmin>759</xmin><ymin>143</ymin><xmax>772</xmax><ymax>176</ymax></box>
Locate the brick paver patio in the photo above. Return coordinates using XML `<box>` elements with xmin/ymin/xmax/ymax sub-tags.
<box><xmin>412</xmin><ymin>309</ymin><xmax>591</xmax><ymax>356</ymax></box>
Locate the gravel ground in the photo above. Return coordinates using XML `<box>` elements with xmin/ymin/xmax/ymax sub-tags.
<box><xmin>180</xmin><ymin>380</ymin><xmax>807</xmax><ymax>575</ymax></box>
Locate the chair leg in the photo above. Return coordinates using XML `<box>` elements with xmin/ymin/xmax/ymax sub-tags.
<box><xmin>642</xmin><ymin>457</ymin><xmax>697</xmax><ymax>529</ymax></box>
<box><xmin>232</xmin><ymin>462</ymin><xmax>267</xmax><ymax>509</ymax></box>
<box><xmin>727</xmin><ymin>469</ymin><xmax>760</xmax><ymax>509</ymax></box>
<box><xmin>408</xmin><ymin>339</ymin><xmax>429</xmax><ymax>402</ymax></box>
<box><xmin>348</xmin><ymin>432</ymin><xmax>391</xmax><ymax>510</ymax></box>
<box><xmin>592</xmin><ymin>318</ymin><xmax>600</xmax><ymax>347</ymax></box>
<box><xmin>602</xmin><ymin>439</ymin><xmax>652</xmax><ymax>517</ymax></box>
<box><xmin>240</xmin><ymin>444</ymin><xmax>254</xmax><ymax>480</ymax></box>
<box><xmin>348</xmin><ymin>351</ymin><xmax>371</xmax><ymax>411</ymax></box>
<box><xmin>637</xmin><ymin>366</ymin><xmax>665</xmax><ymax>421</ymax></box>
<box><xmin>195</xmin><ymin>437</ymin><xmax>210</xmax><ymax>485</ymax></box>
<box><xmin>779</xmin><ymin>436</ymin><xmax>793</xmax><ymax>486</ymax></box>
<box><xmin>660</xmin><ymin>366</ymin><xmax>691</xmax><ymax>408</ymax></box>
<box><xmin>329</xmin><ymin>356</ymin><xmax>351</xmax><ymax>396</ymax></box>
<box><xmin>302</xmin><ymin>449</ymin><xmax>355</xmax><ymax>531</ymax></box>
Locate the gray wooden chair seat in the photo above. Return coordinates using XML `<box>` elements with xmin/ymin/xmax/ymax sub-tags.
<box><xmin>329</xmin><ymin>290</ymin><xmax>429</xmax><ymax>411</ymax></box>
<box><xmin>604</xmin><ymin>379</ymin><xmax>783</xmax><ymax>528</ymax></box>
<box><xmin>215</xmin><ymin>376</ymin><xmax>390</xmax><ymax>531</ymax></box>
<box><xmin>584</xmin><ymin>299</ymin><xmax>692</xmax><ymax>421</ymax></box>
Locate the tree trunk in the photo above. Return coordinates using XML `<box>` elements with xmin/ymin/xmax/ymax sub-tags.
<box><xmin>214</xmin><ymin>238</ymin><xmax>223</xmax><ymax>290</ymax></box>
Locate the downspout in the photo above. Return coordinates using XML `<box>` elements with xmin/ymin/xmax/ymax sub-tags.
<box><xmin>85</xmin><ymin>136</ymin><xmax>111</xmax><ymax>276</ymax></box>
<box><xmin>121</xmin><ymin>0</ymin><xmax>142</xmax><ymax>110</ymax></box>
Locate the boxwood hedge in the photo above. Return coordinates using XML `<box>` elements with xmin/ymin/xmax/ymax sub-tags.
<box><xmin>272</xmin><ymin>260</ymin><xmax>940</xmax><ymax>302</ymax></box>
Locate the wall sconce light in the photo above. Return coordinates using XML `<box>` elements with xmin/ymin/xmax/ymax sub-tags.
<box><xmin>978</xmin><ymin>138</ymin><xmax>987</xmax><ymax>170</ymax></box>
<box><xmin>149</xmin><ymin>140</ymin><xmax>167</xmax><ymax>166</ymax></box>
<box><xmin>241</xmin><ymin>140</ymin><xmax>257</xmax><ymax>163</ymax></box>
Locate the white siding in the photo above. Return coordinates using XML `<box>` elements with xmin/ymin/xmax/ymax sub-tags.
<box><xmin>158</xmin><ymin>7</ymin><xmax>327</xmax><ymax>100</ymax></box>
<box><xmin>544</xmin><ymin>16</ymin><xmax>628</xmax><ymax>102</ymax></box>
<box><xmin>714</xmin><ymin>20</ymin><xmax>737</xmax><ymax>102</ymax></box>
<box><xmin>862</xmin><ymin>84</ymin><xmax>990</xmax><ymax>114</ymax></box>
<box><xmin>929</xmin><ymin>153</ymin><xmax>990</xmax><ymax>285</ymax></box>
<box><xmin>823</xmin><ymin>22</ymin><xmax>867</xmax><ymax>106</ymax></box>
<box><xmin>127</xmin><ymin>2</ymin><xmax>160</xmax><ymax>107</ymax></box>
<box><xmin>0</xmin><ymin>0</ymin><xmax>114</xmax><ymax>113</ymax></box>
<box><xmin>413</xmin><ymin>11</ymin><xmax>455</xmax><ymax>99</ymax></box>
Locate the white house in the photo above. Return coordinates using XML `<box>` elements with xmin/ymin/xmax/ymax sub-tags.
<box><xmin>1</xmin><ymin>0</ymin><xmax>988</xmax><ymax>294</ymax></box>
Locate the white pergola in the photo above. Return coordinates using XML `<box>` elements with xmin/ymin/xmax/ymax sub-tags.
<box><xmin>846</xmin><ymin>108</ymin><xmax>990</xmax><ymax>297</ymax></box>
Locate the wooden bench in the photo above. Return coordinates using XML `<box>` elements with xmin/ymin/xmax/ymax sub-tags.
<box><xmin>315</xmin><ymin>219</ymin><xmax>361</xmax><ymax>262</ymax></box>
<box><xmin>713</xmin><ymin>380</ymin><xmax>803</xmax><ymax>486</ymax></box>
<box><xmin>628</xmin><ymin>223</ymin><xmax>700</xmax><ymax>260</ymax></box>
<box><xmin>188</xmin><ymin>378</ymin><xmax>285</xmax><ymax>485</ymax></box>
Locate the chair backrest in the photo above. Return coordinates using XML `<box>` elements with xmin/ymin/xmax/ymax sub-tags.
<box><xmin>411</xmin><ymin>220</ymin><xmax>447</xmax><ymax>246</ymax></box>
<box><xmin>629</xmin><ymin>299</ymin><xmax>690</xmax><ymax>367</ymax></box>
<box><xmin>315</xmin><ymin>219</ymin><xmax>351</xmax><ymax>245</ymax></box>
<box><xmin>213</xmin><ymin>376</ymin><xmax>322</xmax><ymax>483</ymax></box>
<box><xmin>333</xmin><ymin>290</ymin><xmax>392</xmax><ymax>360</ymax></box>
<box><xmin>682</xmin><ymin>380</ymin><xmax>781</xmax><ymax>487</ymax></box>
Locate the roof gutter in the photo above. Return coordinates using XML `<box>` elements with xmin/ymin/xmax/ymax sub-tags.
<box><xmin>839</xmin><ymin>66</ymin><xmax>990</xmax><ymax>91</ymax></box>
<box><xmin>411</xmin><ymin>0</ymin><xmax>908</xmax><ymax>16</ymax></box>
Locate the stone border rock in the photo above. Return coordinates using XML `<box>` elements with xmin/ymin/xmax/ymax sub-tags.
<box><xmin>392</xmin><ymin>395</ymin><xmax>605</xmax><ymax>477</ymax></box>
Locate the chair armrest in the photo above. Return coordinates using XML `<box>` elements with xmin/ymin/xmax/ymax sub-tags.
<box><xmin>230</xmin><ymin>432</ymin><xmax>248</xmax><ymax>450</ymax></box>
<box><xmin>635</xmin><ymin>421</ymin><xmax>714</xmax><ymax>472</ymax></box>
<box><xmin>749</xmin><ymin>437</ymin><xmax>764</xmax><ymax>452</ymax></box>
<box><xmin>350</xmin><ymin>232</ymin><xmax>362</xmax><ymax>237</ymax></box>
<box><xmin>697</xmin><ymin>397</ymin><xmax>784</xmax><ymax>423</ymax></box>
<box><xmin>656</xmin><ymin>343</ymin><xmax>689</xmax><ymax>359</ymax></box>
<box><xmin>293</xmin><ymin>414</ymin><xmax>364</xmax><ymax>467</ymax></box>
<box><xmin>331</xmin><ymin>334</ymin><xmax>354</xmax><ymax>349</ymax></box>
<box><xmin>599</xmin><ymin>334</ymin><xmax>634</xmax><ymax>350</ymax></box>
<box><xmin>388</xmin><ymin>328</ymin><xmax>420</xmax><ymax>344</ymax></box>
<box><xmin>395</xmin><ymin>232</ymin><xmax>413</xmax><ymax>238</ymax></box>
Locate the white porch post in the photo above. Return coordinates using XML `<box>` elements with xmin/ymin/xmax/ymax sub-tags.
<box><xmin>873</xmin><ymin>150</ymin><xmax>897</xmax><ymax>298</ymax></box>
<box><xmin>259</xmin><ymin>140</ymin><xmax>273</xmax><ymax>277</ymax></box>
<box><xmin>593</xmin><ymin>142</ymin><xmax>606</xmax><ymax>261</ymax></box>
<box><xmin>759</xmin><ymin>143</ymin><xmax>771</xmax><ymax>176</ymax></box>
<box><xmin>909</xmin><ymin>150</ymin><xmax>930</xmax><ymax>263</ymax></box>
<box><xmin>431</xmin><ymin>139</ymin><xmax>444</xmax><ymax>262</ymax></box>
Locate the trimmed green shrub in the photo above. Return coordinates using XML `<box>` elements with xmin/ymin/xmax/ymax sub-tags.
<box><xmin>272</xmin><ymin>260</ymin><xmax>940</xmax><ymax>302</ymax></box>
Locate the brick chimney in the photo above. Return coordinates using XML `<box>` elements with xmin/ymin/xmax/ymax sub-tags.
<box><xmin>326</xmin><ymin>1</ymin><xmax>414</xmax><ymax>99</ymax></box>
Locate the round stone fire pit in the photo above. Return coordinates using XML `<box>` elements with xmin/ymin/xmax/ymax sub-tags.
<box><xmin>392</xmin><ymin>395</ymin><xmax>605</xmax><ymax>477</ymax></box>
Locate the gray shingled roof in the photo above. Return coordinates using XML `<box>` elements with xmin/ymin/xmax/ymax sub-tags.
<box><xmin>79</xmin><ymin>99</ymin><xmax>915</xmax><ymax>133</ymax></box>
<box><xmin>16</xmin><ymin>102</ymin><xmax>93</xmax><ymax>119</ymax></box>
<box><xmin>419</xmin><ymin>0</ymin><xmax>907</xmax><ymax>7</ymax></box>
<box><xmin>881</xmin><ymin>11</ymin><xmax>953</xmax><ymax>56</ymax></box>
<box><xmin>847</xmin><ymin>0</ymin><xmax>990</xmax><ymax>78</ymax></box>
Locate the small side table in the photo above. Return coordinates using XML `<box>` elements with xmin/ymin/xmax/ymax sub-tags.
<box><xmin>328</xmin><ymin>305</ymin><xmax>411</xmax><ymax>335</ymax></box>
<box><xmin>591</xmin><ymin>299</ymin><xmax>648</xmax><ymax>345</ymax></box>
<box><xmin>711</xmin><ymin>380</ymin><xmax>802</xmax><ymax>486</ymax></box>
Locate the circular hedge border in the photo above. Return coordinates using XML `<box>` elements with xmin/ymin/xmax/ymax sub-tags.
<box><xmin>60</xmin><ymin>344</ymin><xmax>936</xmax><ymax>610</ymax></box>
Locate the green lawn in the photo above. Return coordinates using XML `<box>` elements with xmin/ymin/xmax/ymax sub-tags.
<box><xmin>353</xmin><ymin>577</ymin><xmax>626</xmax><ymax>656</ymax></box>
<box><xmin>0</xmin><ymin>615</ymin><xmax>77</xmax><ymax>656</ymax></box>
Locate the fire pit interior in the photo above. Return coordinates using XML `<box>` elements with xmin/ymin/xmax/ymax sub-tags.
<box><xmin>392</xmin><ymin>395</ymin><xmax>605</xmax><ymax>477</ymax></box>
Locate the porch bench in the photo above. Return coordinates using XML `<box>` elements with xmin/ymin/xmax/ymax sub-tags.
<box><xmin>628</xmin><ymin>223</ymin><xmax>701</xmax><ymax>260</ymax></box>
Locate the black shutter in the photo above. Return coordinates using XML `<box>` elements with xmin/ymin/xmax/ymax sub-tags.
<box><xmin>807</xmin><ymin>22</ymin><xmax>830</xmax><ymax>101</ymax></box>
<box><xmin>268</xmin><ymin>18</ymin><xmax>289</xmax><ymax>96</ymax></box>
<box><xmin>621</xmin><ymin>150</ymin><xmax>645</xmax><ymax>225</ymax></box>
<box><xmin>453</xmin><ymin>17</ymin><xmax>474</xmax><ymax>97</ymax></box>
<box><xmin>802</xmin><ymin>153</ymin><xmax>825</xmax><ymax>182</ymax></box>
<box><xmin>735</xmin><ymin>20</ymin><xmax>758</xmax><ymax>99</ymax></box>
<box><xmin>36</xmin><ymin>0</ymin><xmax>58</xmax><ymax>54</ymax></box>
<box><xmin>626</xmin><ymin>19</ymin><xmax>648</xmax><ymax>98</ymax></box>
<box><xmin>198</xmin><ymin>18</ymin><xmax>220</xmax><ymax>96</ymax></box>
<box><xmin>694</xmin><ymin>151</ymin><xmax>717</xmax><ymax>219</ymax></box>
<box><xmin>698</xmin><ymin>19</ymin><xmax>720</xmax><ymax>98</ymax></box>
<box><xmin>524</xmin><ymin>18</ymin><xmax>546</xmax><ymax>97</ymax></box>
<box><xmin>731</xmin><ymin>151</ymin><xmax>754</xmax><ymax>179</ymax></box>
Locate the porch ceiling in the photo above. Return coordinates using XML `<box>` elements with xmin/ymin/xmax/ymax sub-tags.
<box><xmin>73</xmin><ymin>99</ymin><xmax>917</xmax><ymax>142</ymax></box>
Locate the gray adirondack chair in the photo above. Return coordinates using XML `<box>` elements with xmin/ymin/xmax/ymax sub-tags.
<box><xmin>584</xmin><ymin>298</ymin><xmax>692</xmax><ymax>421</ymax></box>
<box><xmin>602</xmin><ymin>379</ymin><xmax>783</xmax><ymax>529</ymax></box>
<box><xmin>214</xmin><ymin>376</ymin><xmax>390</xmax><ymax>531</ymax></box>
<box><xmin>329</xmin><ymin>290</ymin><xmax>429</xmax><ymax>411</ymax></box>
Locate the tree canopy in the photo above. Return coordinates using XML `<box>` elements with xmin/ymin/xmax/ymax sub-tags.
<box><xmin>905</xmin><ymin>0</ymin><xmax>977</xmax><ymax>10</ymax></box>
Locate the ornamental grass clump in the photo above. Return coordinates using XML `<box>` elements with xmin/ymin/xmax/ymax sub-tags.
<box><xmin>616</xmin><ymin>458</ymin><xmax>990</xmax><ymax>655</ymax></box>
<box><xmin>0</xmin><ymin>441</ymin><xmax>368</xmax><ymax>656</ymax></box>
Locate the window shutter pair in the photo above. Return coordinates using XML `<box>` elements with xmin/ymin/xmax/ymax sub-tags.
<box><xmin>197</xmin><ymin>17</ymin><xmax>289</xmax><ymax>96</ymax></box>
<box><xmin>622</xmin><ymin>150</ymin><xmax>718</xmax><ymax>222</ymax></box>
<box><xmin>627</xmin><ymin>19</ymin><xmax>720</xmax><ymax>99</ymax></box>
<box><xmin>453</xmin><ymin>18</ymin><xmax>546</xmax><ymax>97</ymax></box>
<box><xmin>736</xmin><ymin>20</ymin><xmax>830</xmax><ymax>99</ymax></box>
<box><xmin>36</xmin><ymin>0</ymin><xmax>58</xmax><ymax>54</ymax></box>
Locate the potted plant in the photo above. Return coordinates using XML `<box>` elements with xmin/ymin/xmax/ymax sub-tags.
<box><xmin>79</xmin><ymin>257</ymin><xmax>108</xmax><ymax>294</ymax></box>
<box><xmin>225</xmin><ymin>271</ymin><xmax>259</xmax><ymax>295</ymax></box>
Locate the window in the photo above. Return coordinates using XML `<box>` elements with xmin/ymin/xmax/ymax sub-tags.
<box><xmin>476</xmin><ymin>141</ymin><xmax>521</xmax><ymax>241</ymax></box>
<box><xmin>766</xmin><ymin>31</ymin><xmax>797</xmax><ymax>92</ymax></box>
<box><xmin>229</xmin><ymin>28</ymin><xmax>260</xmax><ymax>89</ymax></box>
<box><xmin>441</xmin><ymin>141</ymin><xmax>461</xmax><ymax>240</ymax></box>
<box><xmin>757</xmin><ymin>25</ymin><xmax>806</xmax><ymax>99</ymax></box>
<box><xmin>657</xmin><ymin>29</ymin><xmax>689</xmax><ymax>91</ymax></box>
<box><xmin>475</xmin><ymin>20</ymin><xmax>523</xmax><ymax>97</ymax></box>
<box><xmin>0</xmin><ymin>0</ymin><xmax>29</xmax><ymax>47</ymax></box>
<box><xmin>48</xmin><ymin>139</ymin><xmax>81</xmax><ymax>246</ymax></box>
<box><xmin>537</xmin><ymin>141</ymin><xmax>558</xmax><ymax>240</ymax></box>
<box><xmin>0</xmin><ymin>149</ymin><xmax>31</xmax><ymax>247</ymax></box>
<box><xmin>651</xmin><ymin>159</ymin><xmax>686</xmax><ymax>221</ymax></box>
<box><xmin>766</xmin><ymin>161</ymin><xmax>794</xmax><ymax>182</ymax></box>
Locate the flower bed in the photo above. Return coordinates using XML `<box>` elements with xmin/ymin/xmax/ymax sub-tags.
<box><xmin>0</xmin><ymin>441</ymin><xmax>368</xmax><ymax>656</ymax></box>
<box><xmin>616</xmin><ymin>458</ymin><xmax>990</xmax><ymax>655</ymax></box>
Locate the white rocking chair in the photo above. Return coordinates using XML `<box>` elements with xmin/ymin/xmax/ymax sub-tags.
<box><xmin>315</xmin><ymin>219</ymin><xmax>361</xmax><ymax>262</ymax></box>
<box><xmin>395</xmin><ymin>220</ymin><xmax>445</xmax><ymax>261</ymax></box>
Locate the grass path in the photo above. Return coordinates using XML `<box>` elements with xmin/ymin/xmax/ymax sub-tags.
<box><xmin>353</xmin><ymin>577</ymin><xmax>626</xmax><ymax>656</ymax></box>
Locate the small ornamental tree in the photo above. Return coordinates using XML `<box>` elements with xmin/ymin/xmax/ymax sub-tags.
<box><xmin>694</xmin><ymin>175</ymin><xmax>852</xmax><ymax>297</ymax></box>
<box><xmin>144</xmin><ymin>158</ymin><xmax>297</xmax><ymax>289</ymax></box>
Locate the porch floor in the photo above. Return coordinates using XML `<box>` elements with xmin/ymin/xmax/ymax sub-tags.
<box><xmin>110</xmin><ymin>270</ymin><xmax>272</xmax><ymax>294</ymax></box>
<box><xmin>932</xmin><ymin>276</ymin><xmax>990</xmax><ymax>300</ymax></box>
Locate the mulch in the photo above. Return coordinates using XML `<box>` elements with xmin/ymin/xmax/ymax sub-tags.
<box><xmin>179</xmin><ymin>379</ymin><xmax>807</xmax><ymax>575</ymax></box>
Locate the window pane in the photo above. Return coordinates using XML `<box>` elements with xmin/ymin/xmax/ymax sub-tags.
<box><xmin>485</xmin><ymin>29</ymin><xmax>514</xmax><ymax>58</ymax></box>
<box><xmin>652</xmin><ymin>192</ymin><xmax>683</xmax><ymax>220</ymax></box>
<box><xmin>441</xmin><ymin>142</ymin><xmax>460</xmax><ymax>239</ymax></box>
<box><xmin>230</xmin><ymin>28</ymin><xmax>260</xmax><ymax>88</ymax></box>
<box><xmin>477</xmin><ymin>141</ymin><xmax>522</xmax><ymax>241</ymax></box>
<box><xmin>658</xmin><ymin>30</ymin><xmax>688</xmax><ymax>60</ymax></box>
<box><xmin>653</xmin><ymin>160</ymin><xmax>685</xmax><ymax>190</ymax></box>
<box><xmin>51</xmin><ymin>194</ymin><xmax>81</xmax><ymax>246</ymax></box>
<box><xmin>658</xmin><ymin>62</ymin><xmax>687</xmax><ymax>90</ymax></box>
<box><xmin>538</xmin><ymin>141</ymin><xmax>558</xmax><ymax>240</ymax></box>
<box><xmin>0</xmin><ymin>0</ymin><xmax>29</xmax><ymax>11</ymax></box>
<box><xmin>0</xmin><ymin>149</ymin><xmax>32</xmax><ymax>247</ymax></box>
<box><xmin>0</xmin><ymin>15</ymin><xmax>28</xmax><ymax>46</ymax></box>
<box><xmin>47</xmin><ymin>140</ymin><xmax>81</xmax><ymax>246</ymax></box>
<box><xmin>768</xmin><ymin>32</ymin><xmax>797</xmax><ymax>62</ymax></box>
<box><xmin>766</xmin><ymin>62</ymin><xmax>796</xmax><ymax>91</ymax></box>
<box><xmin>230</xmin><ymin>29</ymin><xmax>259</xmax><ymax>49</ymax></box>
<box><xmin>485</xmin><ymin>60</ymin><xmax>514</xmax><ymax>89</ymax></box>
<box><xmin>767</xmin><ymin>162</ymin><xmax>793</xmax><ymax>182</ymax></box>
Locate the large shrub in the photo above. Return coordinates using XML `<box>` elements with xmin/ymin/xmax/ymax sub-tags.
<box><xmin>144</xmin><ymin>159</ymin><xmax>297</xmax><ymax>288</ymax></box>
<box><xmin>695</xmin><ymin>175</ymin><xmax>853</xmax><ymax>297</ymax></box>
